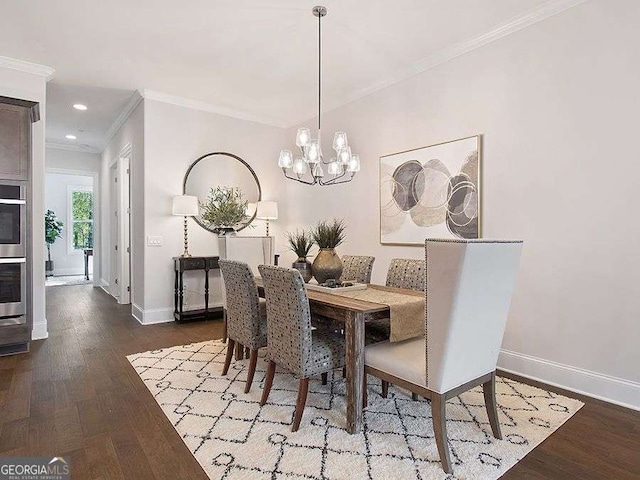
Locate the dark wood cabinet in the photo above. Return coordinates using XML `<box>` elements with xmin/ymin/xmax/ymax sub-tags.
<box><xmin>0</xmin><ymin>96</ymin><xmax>38</xmax><ymax>356</ymax></box>
<box><xmin>173</xmin><ymin>256</ymin><xmax>223</xmax><ymax>322</ymax></box>
<box><xmin>0</xmin><ymin>100</ymin><xmax>33</xmax><ymax>181</ymax></box>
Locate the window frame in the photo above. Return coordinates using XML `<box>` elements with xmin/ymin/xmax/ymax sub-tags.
<box><xmin>67</xmin><ymin>185</ymin><xmax>94</xmax><ymax>254</ymax></box>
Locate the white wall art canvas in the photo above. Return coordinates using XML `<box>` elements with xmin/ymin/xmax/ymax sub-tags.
<box><xmin>380</xmin><ymin>135</ymin><xmax>481</xmax><ymax>245</ymax></box>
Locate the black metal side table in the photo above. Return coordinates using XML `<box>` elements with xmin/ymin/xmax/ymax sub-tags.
<box><xmin>173</xmin><ymin>256</ymin><xmax>223</xmax><ymax>322</ymax></box>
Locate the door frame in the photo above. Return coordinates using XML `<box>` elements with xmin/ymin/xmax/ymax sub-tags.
<box><xmin>108</xmin><ymin>143</ymin><xmax>131</xmax><ymax>304</ymax></box>
<box><xmin>45</xmin><ymin>167</ymin><xmax>100</xmax><ymax>287</ymax></box>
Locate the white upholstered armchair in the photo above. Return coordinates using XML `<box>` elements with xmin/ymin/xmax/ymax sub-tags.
<box><xmin>364</xmin><ymin>238</ymin><xmax>523</xmax><ymax>473</ymax></box>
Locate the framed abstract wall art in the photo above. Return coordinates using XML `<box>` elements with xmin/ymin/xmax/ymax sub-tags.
<box><xmin>379</xmin><ymin>135</ymin><xmax>481</xmax><ymax>245</ymax></box>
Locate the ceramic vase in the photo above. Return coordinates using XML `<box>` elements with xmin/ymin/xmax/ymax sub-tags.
<box><xmin>292</xmin><ymin>257</ymin><xmax>313</xmax><ymax>283</ymax></box>
<box><xmin>312</xmin><ymin>248</ymin><xmax>343</xmax><ymax>284</ymax></box>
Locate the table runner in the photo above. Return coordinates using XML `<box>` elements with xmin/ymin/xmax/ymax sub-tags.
<box><xmin>329</xmin><ymin>288</ymin><xmax>424</xmax><ymax>342</ymax></box>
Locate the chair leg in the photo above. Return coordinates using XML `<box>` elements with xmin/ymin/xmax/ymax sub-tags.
<box><xmin>363</xmin><ymin>374</ymin><xmax>368</xmax><ymax>408</ymax></box>
<box><xmin>483</xmin><ymin>372</ymin><xmax>502</xmax><ymax>439</ymax></box>
<box><xmin>245</xmin><ymin>349</ymin><xmax>259</xmax><ymax>394</ymax></box>
<box><xmin>432</xmin><ymin>393</ymin><xmax>452</xmax><ymax>474</ymax></box>
<box><xmin>235</xmin><ymin>342</ymin><xmax>244</xmax><ymax>360</ymax></box>
<box><xmin>222</xmin><ymin>311</ymin><xmax>227</xmax><ymax>343</ymax></box>
<box><xmin>412</xmin><ymin>392</ymin><xmax>419</xmax><ymax>401</ymax></box>
<box><xmin>381</xmin><ymin>380</ymin><xmax>389</xmax><ymax>398</ymax></box>
<box><xmin>321</xmin><ymin>372</ymin><xmax>328</xmax><ymax>385</ymax></box>
<box><xmin>260</xmin><ymin>360</ymin><xmax>276</xmax><ymax>406</ymax></box>
<box><xmin>245</xmin><ymin>346</ymin><xmax>250</xmax><ymax>359</ymax></box>
<box><xmin>292</xmin><ymin>378</ymin><xmax>309</xmax><ymax>432</ymax></box>
<box><xmin>222</xmin><ymin>339</ymin><xmax>235</xmax><ymax>375</ymax></box>
<box><xmin>342</xmin><ymin>366</ymin><xmax>346</xmax><ymax>378</ymax></box>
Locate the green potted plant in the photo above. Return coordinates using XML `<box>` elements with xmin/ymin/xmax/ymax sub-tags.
<box><xmin>287</xmin><ymin>229</ymin><xmax>315</xmax><ymax>283</ymax></box>
<box><xmin>311</xmin><ymin>218</ymin><xmax>346</xmax><ymax>284</ymax></box>
<box><xmin>200</xmin><ymin>186</ymin><xmax>250</xmax><ymax>235</ymax></box>
<box><xmin>45</xmin><ymin>209</ymin><xmax>63</xmax><ymax>277</ymax></box>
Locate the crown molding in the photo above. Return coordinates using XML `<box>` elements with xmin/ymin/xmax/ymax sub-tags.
<box><xmin>139</xmin><ymin>88</ymin><xmax>287</xmax><ymax>129</ymax></box>
<box><xmin>0</xmin><ymin>56</ymin><xmax>55</xmax><ymax>81</ymax></box>
<box><xmin>101</xmin><ymin>90</ymin><xmax>144</xmax><ymax>150</ymax></box>
<box><xmin>46</xmin><ymin>141</ymin><xmax>101</xmax><ymax>154</ymax></box>
<box><xmin>286</xmin><ymin>0</ymin><xmax>589</xmax><ymax>128</ymax></box>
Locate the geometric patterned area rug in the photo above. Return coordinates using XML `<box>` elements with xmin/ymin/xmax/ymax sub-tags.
<box><xmin>127</xmin><ymin>340</ymin><xmax>583</xmax><ymax>480</ymax></box>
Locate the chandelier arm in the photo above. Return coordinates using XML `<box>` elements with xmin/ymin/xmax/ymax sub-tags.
<box><xmin>319</xmin><ymin>172</ymin><xmax>355</xmax><ymax>186</ymax></box>
<box><xmin>282</xmin><ymin>169</ymin><xmax>317</xmax><ymax>185</ymax></box>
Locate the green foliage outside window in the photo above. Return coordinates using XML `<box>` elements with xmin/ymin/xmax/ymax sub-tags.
<box><xmin>72</xmin><ymin>190</ymin><xmax>93</xmax><ymax>250</ymax></box>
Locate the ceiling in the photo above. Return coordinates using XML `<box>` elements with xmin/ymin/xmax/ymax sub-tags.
<box><xmin>45</xmin><ymin>83</ymin><xmax>134</xmax><ymax>152</ymax></box>
<box><xmin>0</xmin><ymin>0</ymin><xmax>564</xmax><ymax>151</ymax></box>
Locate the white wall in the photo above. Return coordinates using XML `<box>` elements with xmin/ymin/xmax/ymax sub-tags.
<box><xmin>100</xmin><ymin>99</ymin><xmax>144</xmax><ymax>308</ymax></box>
<box><xmin>139</xmin><ymin>99</ymin><xmax>287</xmax><ymax>323</ymax></box>
<box><xmin>45</xmin><ymin>172</ymin><xmax>94</xmax><ymax>275</ymax></box>
<box><xmin>284</xmin><ymin>0</ymin><xmax>640</xmax><ymax>408</ymax></box>
<box><xmin>0</xmin><ymin>66</ymin><xmax>49</xmax><ymax>340</ymax></box>
<box><xmin>46</xmin><ymin>147</ymin><xmax>100</xmax><ymax>172</ymax></box>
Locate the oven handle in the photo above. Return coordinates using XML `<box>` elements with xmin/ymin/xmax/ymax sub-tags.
<box><xmin>0</xmin><ymin>258</ymin><xmax>26</xmax><ymax>264</ymax></box>
<box><xmin>0</xmin><ymin>199</ymin><xmax>26</xmax><ymax>205</ymax></box>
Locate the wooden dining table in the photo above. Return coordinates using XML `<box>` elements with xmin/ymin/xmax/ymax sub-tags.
<box><xmin>256</xmin><ymin>280</ymin><xmax>423</xmax><ymax>434</ymax></box>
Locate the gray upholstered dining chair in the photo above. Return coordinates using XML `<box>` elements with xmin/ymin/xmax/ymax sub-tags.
<box><xmin>339</xmin><ymin>255</ymin><xmax>375</xmax><ymax>283</ymax></box>
<box><xmin>218</xmin><ymin>259</ymin><xmax>267</xmax><ymax>394</ymax></box>
<box><xmin>363</xmin><ymin>239</ymin><xmax>523</xmax><ymax>473</ymax></box>
<box><xmin>385</xmin><ymin>258</ymin><xmax>426</xmax><ymax>290</ymax></box>
<box><xmin>258</xmin><ymin>265</ymin><xmax>346</xmax><ymax>432</ymax></box>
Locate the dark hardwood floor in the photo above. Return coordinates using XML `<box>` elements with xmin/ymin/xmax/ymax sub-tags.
<box><xmin>0</xmin><ymin>285</ymin><xmax>638</xmax><ymax>479</ymax></box>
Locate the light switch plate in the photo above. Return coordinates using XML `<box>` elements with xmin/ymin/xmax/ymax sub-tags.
<box><xmin>147</xmin><ymin>235</ymin><xmax>163</xmax><ymax>247</ymax></box>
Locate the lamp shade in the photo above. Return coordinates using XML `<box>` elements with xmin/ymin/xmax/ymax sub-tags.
<box><xmin>172</xmin><ymin>195</ymin><xmax>199</xmax><ymax>216</ymax></box>
<box><xmin>256</xmin><ymin>201</ymin><xmax>278</xmax><ymax>220</ymax></box>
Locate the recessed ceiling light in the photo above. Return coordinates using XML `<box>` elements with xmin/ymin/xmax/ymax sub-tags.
<box><xmin>65</xmin><ymin>134</ymin><xmax>77</xmax><ymax>140</ymax></box>
<box><xmin>73</xmin><ymin>104</ymin><xmax>88</xmax><ymax>111</ymax></box>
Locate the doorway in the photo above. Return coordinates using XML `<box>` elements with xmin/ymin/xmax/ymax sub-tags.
<box><xmin>44</xmin><ymin>170</ymin><xmax>96</xmax><ymax>286</ymax></box>
<box><xmin>109</xmin><ymin>150</ymin><xmax>131</xmax><ymax>304</ymax></box>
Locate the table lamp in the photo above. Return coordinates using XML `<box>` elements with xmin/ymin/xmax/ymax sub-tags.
<box><xmin>172</xmin><ymin>195</ymin><xmax>199</xmax><ymax>257</ymax></box>
<box><xmin>256</xmin><ymin>201</ymin><xmax>278</xmax><ymax>237</ymax></box>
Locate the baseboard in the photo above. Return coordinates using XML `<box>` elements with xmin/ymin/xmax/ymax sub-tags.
<box><xmin>98</xmin><ymin>278</ymin><xmax>111</xmax><ymax>296</ymax></box>
<box><xmin>31</xmin><ymin>320</ymin><xmax>49</xmax><ymax>340</ymax></box>
<box><xmin>131</xmin><ymin>303</ymin><xmax>144</xmax><ymax>324</ymax></box>
<box><xmin>499</xmin><ymin>349</ymin><xmax>640</xmax><ymax>411</ymax></box>
<box><xmin>131</xmin><ymin>304</ymin><xmax>174</xmax><ymax>325</ymax></box>
<box><xmin>131</xmin><ymin>303</ymin><xmax>224</xmax><ymax>326</ymax></box>
<box><xmin>50</xmin><ymin>267</ymin><xmax>89</xmax><ymax>276</ymax></box>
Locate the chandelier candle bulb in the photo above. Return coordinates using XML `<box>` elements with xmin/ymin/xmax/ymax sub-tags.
<box><xmin>328</xmin><ymin>161</ymin><xmax>343</xmax><ymax>175</ymax></box>
<box><xmin>347</xmin><ymin>154</ymin><xmax>361</xmax><ymax>173</ymax></box>
<box><xmin>296</xmin><ymin>128</ymin><xmax>311</xmax><ymax>147</ymax></box>
<box><xmin>277</xmin><ymin>6</ymin><xmax>359</xmax><ymax>186</ymax></box>
<box><xmin>333</xmin><ymin>131</ymin><xmax>348</xmax><ymax>151</ymax></box>
<box><xmin>306</xmin><ymin>141</ymin><xmax>320</xmax><ymax>163</ymax></box>
<box><xmin>338</xmin><ymin>146</ymin><xmax>352</xmax><ymax>165</ymax></box>
<box><xmin>278</xmin><ymin>150</ymin><xmax>293</xmax><ymax>168</ymax></box>
<box><xmin>293</xmin><ymin>158</ymin><xmax>307</xmax><ymax>175</ymax></box>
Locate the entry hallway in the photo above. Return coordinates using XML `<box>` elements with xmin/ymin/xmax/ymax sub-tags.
<box><xmin>0</xmin><ymin>285</ymin><xmax>636</xmax><ymax>479</ymax></box>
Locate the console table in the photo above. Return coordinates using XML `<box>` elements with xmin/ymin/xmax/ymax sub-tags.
<box><xmin>173</xmin><ymin>256</ymin><xmax>223</xmax><ymax>322</ymax></box>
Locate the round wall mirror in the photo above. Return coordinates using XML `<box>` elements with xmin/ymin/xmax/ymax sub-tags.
<box><xmin>183</xmin><ymin>152</ymin><xmax>261</xmax><ymax>232</ymax></box>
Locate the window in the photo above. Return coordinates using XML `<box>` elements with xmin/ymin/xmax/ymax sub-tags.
<box><xmin>69</xmin><ymin>187</ymin><xmax>93</xmax><ymax>251</ymax></box>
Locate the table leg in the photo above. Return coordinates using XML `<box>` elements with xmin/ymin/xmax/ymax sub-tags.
<box><xmin>204</xmin><ymin>267</ymin><xmax>210</xmax><ymax>317</ymax></box>
<box><xmin>345</xmin><ymin>310</ymin><xmax>365</xmax><ymax>434</ymax></box>
<box><xmin>179</xmin><ymin>271</ymin><xmax>184</xmax><ymax>317</ymax></box>
<box><xmin>84</xmin><ymin>252</ymin><xmax>89</xmax><ymax>280</ymax></box>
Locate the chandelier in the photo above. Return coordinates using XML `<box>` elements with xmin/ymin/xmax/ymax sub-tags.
<box><xmin>278</xmin><ymin>6</ymin><xmax>360</xmax><ymax>185</ymax></box>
